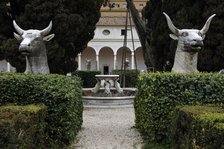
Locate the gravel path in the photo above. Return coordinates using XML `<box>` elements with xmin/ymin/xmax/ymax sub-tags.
<box><xmin>72</xmin><ymin>107</ymin><xmax>143</xmax><ymax>149</ymax></box>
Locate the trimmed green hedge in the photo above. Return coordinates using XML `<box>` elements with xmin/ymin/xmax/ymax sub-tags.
<box><xmin>0</xmin><ymin>73</ymin><xmax>83</xmax><ymax>148</ymax></box>
<box><xmin>135</xmin><ymin>72</ymin><xmax>224</xmax><ymax>143</ymax></box>
<box><xmin>73</xmin><ymin>70</ymin><xmax>101</xmax><ymax>88</ymax></box>
<box><xmin>112</xmin><ymin>69</ymin><xmax>139</xmax><ymax>87</ymax></box>
<box><xmin>0</xmin><ymin>104</ymin><xmax>47</xmax><ymax>148</ymax></box>
<box><xmin>171</xmin><ymin>105</ymin><xmax>224</xmax><ymax>149</ymax></box>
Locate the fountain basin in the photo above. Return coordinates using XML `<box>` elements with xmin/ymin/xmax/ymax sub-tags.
<box><xmin>82</xmin><ymin>88</ymin><xmax>136</xmax><ymax>107</ymax></box>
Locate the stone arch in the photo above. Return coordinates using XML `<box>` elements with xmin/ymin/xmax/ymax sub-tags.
<box><xmin>116</xmin><ymin>47</ymin><xmax>132</xmax><ymax>70</ymax></box>
<box><xmin>135</xmin><ymin>47</ymin><xmax>147</xmax><ymax>72</ymax></box>
<box><xmin>81</xmin><ymin>47</ymin><xmax>97</xmax><ymax>70</ymax></box>
<box><xmin>99</xmin><ymin>47</ymin><xmax>114</xmax><ymax>74</ymax></box>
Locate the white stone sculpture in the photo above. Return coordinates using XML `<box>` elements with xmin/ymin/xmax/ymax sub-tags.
<box><xmin>92</xmin><ymin>75</ymin><xmax>123</xmax><ymax>95</ymax></box>
<box><xmin>219</xmin><ymin>69</ymin><xmax>224</xmax><ymax>74</ymax></box>
<box><xmin>13</xmin><ymin>20</ymin><xmax>55</xmax><ymax>74</ymax></box>
<box><xmin>86</xmin><ymin>59</ymin><xmax>92</xmax><ymax>71</ymax></box>
<box><xmin>104</xmin><ymin>80</ymin><xmax>112</xmax><ymax>96</ymax></box>
<box><xmin>163</xmin><ymin>12</ymin><xmax>216</xmax><ymax>73</ymax></box>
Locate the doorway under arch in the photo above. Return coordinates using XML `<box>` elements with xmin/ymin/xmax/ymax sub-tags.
<box><xmin>99</xmin><ymin>47</ymin><xmax>114</xmax><ymax>74</ymax></box>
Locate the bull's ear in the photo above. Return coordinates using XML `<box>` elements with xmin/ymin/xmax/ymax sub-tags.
<box><xmin>202</xmin><ymin>35</ymin><xmax>206</xmax><ymax>40</ymax></box>
<box><xmin>43</xmin><ymin>34</ymin><xmax>55</xmax><ymax>41</ymax></box>
<box><xmin>169</xmin><ymin>34</ymin><xmax>178</xmax><ymax>40</ymax></box>
<box><xmin>13</xmin><ymin>32</ymin><xmax>22</xmax><ymax>41</ymax></box>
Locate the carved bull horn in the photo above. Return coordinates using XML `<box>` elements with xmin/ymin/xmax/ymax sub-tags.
<box><xmin>40</xmin><ymin>21</ymin><xmax>53</xmax><ymax>36</ymax></box>
<box><xmin>163</xmin><ymin>12</ymin><xmax>179</xmax><ymax>35</ymax></box>
<box><xmin>200</xmin><ymin>14</ymin><xmax>216</xmax><ymax>35</ymax></box>
<box><xmin>13</xmin><ymin>20</ymin><xmax>24</xmax><ymax>35</ymax></box>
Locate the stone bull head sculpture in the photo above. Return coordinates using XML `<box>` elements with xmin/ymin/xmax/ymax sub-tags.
<box><xmin>13</xmin><ymin>21</ymin><xmax>55</xmax><ymax>74</ymax></box>
<box><xmin>163</xmin><ymin>12</ymin><xmax>216</xmax><ymax>73</ymax></box>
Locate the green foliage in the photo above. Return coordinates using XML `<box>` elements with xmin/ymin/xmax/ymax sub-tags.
<box><xmin>0</xmin><ymin>104</ymin><xmax>47</xmax><ymax>148</ymax></box>
<box><xmin>0</xmin><ymin>0</ymin><xmax>103</xmax><ymax>74</ymax></box>
<box><xmin>0</xmin><ymin>73</ymin><xmax>83</xmax><ymax>148</ymax></box>
<box><xmin>142</xmin><ymin>142</ymin><xmax>171</xmax><ymax>149</ymax></box>
<box><xmin>1</xmin><ymin>39</ymin><xmax>25</xmax><ymax>72</ymax></box>
<box><xmin>73</xmin><ymin>70</ymin><xmax>101</xmax><ymax>88</ymax></box>
<box><xmin>0</xmin><ymin>1</ymin><xmax>13</xmax><ymax>60</ymax></box>
<box><xmin>135</xmin><ymin>72</ymin><xmax>224</xmax><ymax>143</ymax></box>
<box><xmin>143</xmin><ymin>0</ymin><xmax>224</xmax><ymax>72</ymax></box>
<box><xmin>171</xmin><ymin>105</ymin><xmax>224</xmax><ymax>149</ymax></box>
<box><xmin>112</xmin><ymin>69</ymin><xmax>140</xmax><ymax>87</ymax></box>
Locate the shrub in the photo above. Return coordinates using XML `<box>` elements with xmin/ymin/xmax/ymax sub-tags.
<box><xmin>73</xmin><ymin>70</ymin><xmax>101</xmax><ymax>88</ymax></box>
<box><xmin>0</xmin><ymin>73</ymin><xmax>83</xmax><ymax>148</ymax></box>
<box><xmin>0</xmin><ymin>104</ymin><xmax>47</xmax><ymax>149</ymax></box>
<box><xmin>112</xmin><ymin>69</ymin><xmax>139</xmax><ymax>87</ymax></box>
<box><xmin>135</xmin><ymin>72</ymin><xmax>224</xmax><ymax>143</ymax></box>
<box><xmin>171</xmin><ymin>105</ymin><xmax>224</xmax><ymax>149</ymax></box>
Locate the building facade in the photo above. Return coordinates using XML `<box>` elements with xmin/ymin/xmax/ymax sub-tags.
<box><xmin>77</xmin><ymin>0</ymin><xmax>147</xmax><ymax>74</ymax></box>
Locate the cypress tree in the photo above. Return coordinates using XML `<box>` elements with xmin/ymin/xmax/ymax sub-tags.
<box><xmin>144</xmin><ymin>0</ymin><xmax>171</xmax><ymax>71</ymax></box>
<box><xmin>198</xmin><ymin>0</ymin><xmax>224</xmax><ymax>71</ymax></box>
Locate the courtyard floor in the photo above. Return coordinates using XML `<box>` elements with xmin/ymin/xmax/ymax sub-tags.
<box><xmin>72</xmin><ymin>107</ymin><xmax>143</xmax><ymax>149</ymax></box>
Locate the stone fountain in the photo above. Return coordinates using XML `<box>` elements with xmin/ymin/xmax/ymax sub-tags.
<box><xmin>82</xmin><ymin>74</ymin><xmax>136</xmax><ymax>107</ymax></box>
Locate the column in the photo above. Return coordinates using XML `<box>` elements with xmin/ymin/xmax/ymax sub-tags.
<box><xmin>78</xmin><ymin>53</ymin><xmax>81</xmax><ymax>70</ymax></box>
<box><xmin>131</xmin><ymin>51</ymin><xmax>135</xmax><ymax>69</ymax></box>
<box><xmin>96</xmin><ymin>54</ymin><xmax>99</xmax><ymax>71</ymax></box>
<box><xmin>113</xmin><ymin>54</ymin><xmax>117</xmax><ymax>70</ymax></box>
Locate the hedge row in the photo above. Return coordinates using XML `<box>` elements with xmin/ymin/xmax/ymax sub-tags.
<box><xmin>112</xmin><ymin>69</ymin><xmax>139</xmax><ymax>87</ymax></box>
<box><xmin>135</xmin><ymin>72</ymin><xmax>224</xmax><ymax>143</ymax></box>
<box><xmin>73</xmin><ymin>70</ymin><xmax>101</xmax><ymax>88</ymax></box>
<box><xmin>0</xmin><ymin>73</ymin><xmax>83</xmax><ymax>148</ymax></box>
<box><xmin>0</xmin><ymin>104</ymin><xmax>47</xmax><ymax>148</ymax></box>
<box><xmin>171</xmin><ymin>105</ymin><xmax>224</xmax><ymax>149</ymax></box>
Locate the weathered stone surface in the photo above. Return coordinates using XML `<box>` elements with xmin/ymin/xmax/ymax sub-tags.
<box><xmin>13</xmin><ymin>21</ymin><xmax>55</xmax><ymax>74</ymax></box>
<box><xmin>163</xmin><ymin>12</ymin><xmax>215</xmax><ymax>73</ymax></box>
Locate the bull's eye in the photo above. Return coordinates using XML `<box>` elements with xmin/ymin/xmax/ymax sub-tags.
<box><xmin>181</xmin><ymin>32</ymin><xmax>188</xmax><ymax>37</ymax></box>
<box><xmin>198</xmin><ymin>32</ymin><xmax>203</xmax><ymax>37</ymax></box>
<box><xmin>34</xmin><ymin>37</ymin><xmax>42</xmax><ymax>41</ymax></box>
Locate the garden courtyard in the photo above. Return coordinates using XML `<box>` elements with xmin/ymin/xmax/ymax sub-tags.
<box><xmin>1</xmin><ymin>0</ymin><xmax>224</xmax><ymax>149</ymax></box>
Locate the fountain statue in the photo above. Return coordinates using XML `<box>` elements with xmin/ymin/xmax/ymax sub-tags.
<box><xmin>92</xmin><ymin>75</ymin><xmax>123</xmax><ymax>96</ymax></box>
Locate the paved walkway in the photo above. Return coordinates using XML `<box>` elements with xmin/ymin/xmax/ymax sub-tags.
<box><xmin>72</xmin><ymin>107</ymin><xmax>143</xmax><ymax>149</ymax></box>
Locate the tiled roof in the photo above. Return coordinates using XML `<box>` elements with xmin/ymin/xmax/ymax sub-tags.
<box><xmin>97</xmin><ymin>17</ymin><xmax>134</xmax><ymax>26</ymax></box>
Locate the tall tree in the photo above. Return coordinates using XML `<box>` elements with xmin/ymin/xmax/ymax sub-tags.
<box><xmin>126</xmin><ymin>0</ymin><xmax>154</xmax><ymax>71</ymax></box>
<box><xmin>143</xmin><ymin>0</ymin><xmax>171</xmax><ymax>71</ymax></box>
<box><xmin>0</xmin><ymin>0</ymin><xmax>103</xmax><ymax>74</ymax></box>
<box><xmin>197</xmin><ymin>0</ymin><xmax>224</xmax><ymax>71</ymax></box>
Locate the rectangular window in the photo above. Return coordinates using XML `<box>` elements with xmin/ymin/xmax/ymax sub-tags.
<box><xmin>121</xmin><ymin>29</ymin><xmax>126</xmax><ymax>36</ymax></box>
<box><xmin>121</xmin><ymin>29</ymin><xmax>130</xmax><ymax>36</ymax></box>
